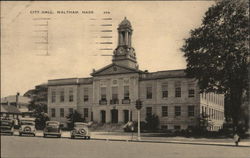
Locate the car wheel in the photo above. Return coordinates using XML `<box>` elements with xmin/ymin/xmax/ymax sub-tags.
<box><xmin>87</xmin><ymin>136</ymin><xmax>90</xmax><ymax>139</ymax></box>
<box><xmin>19</xmin><ymin>133</ymin><xmax>22</xmax><ymax>136</ymax></box>
<box><xmin>10</xmin><ymin>132</ymin><xmax>14</xmax><ymax>136</ymax></box>
<box><xmin>33</xmin><ymin>133</ymin><xmax>36</xmax><ymax>137</ymax></box>
<box><xmin>58</xmin><ymin>135</ymin><xmax>61</xmax><ymax>138</ymax></box>
<box><xmin>84</xmin><ymin>136</ymin><xmax>87</xmax><ymax>140</ymax></box>
<box><xmin>43</xmin><ymin>134</ymin><xmax>47</xmax><ymax>138</ymax></box>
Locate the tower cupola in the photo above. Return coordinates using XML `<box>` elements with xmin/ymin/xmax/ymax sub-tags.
<box><xmin>112</xmin><ymin>17</ymin><xmax>137</xmax><ymax>69</ymax></box>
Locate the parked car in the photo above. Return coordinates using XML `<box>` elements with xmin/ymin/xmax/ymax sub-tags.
<box><xmin>71</xmin><ymin>122</ymin><xmax>90</xmax><ymax>139</ymax></box>
<box><xmin>0</xmin><ymin>118</ymin><xmax>14</xmax><ymax>135</ymax></box>
<box><xmin>19</xmin><ymin>118</ymin><xmax>36</xmax><ymax>136</ymax></box>
<box><xmin>43</xmin><ymin>121</ymin><xmax>61</xmax><ymax>138</ymax></box>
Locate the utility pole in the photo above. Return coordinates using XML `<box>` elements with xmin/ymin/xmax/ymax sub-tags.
<box><xmin>135</xmin><ymin>99</ymin><xmax>142</xmax><ymax>141</ymax></box>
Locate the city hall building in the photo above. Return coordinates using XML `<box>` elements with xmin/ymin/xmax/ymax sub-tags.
<box><xmin>47</xmin><ymin>18</ymin><xmax>224</xmax><ymax>131</ymax></box>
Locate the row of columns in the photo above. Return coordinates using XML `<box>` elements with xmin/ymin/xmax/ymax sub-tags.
<box><xmin>118</xmin><ymin>31</ymin><xmax>132</xmax><ymax>47</ymax></box>
<box><xmin>99</xmin><ymin>109</ymin><xmax>131</xmax><ymax>123</ymax></box>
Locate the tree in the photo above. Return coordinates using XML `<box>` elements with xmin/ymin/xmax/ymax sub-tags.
<box><xmin>34</xmin><ymin>112</ymin><xmax>50</xmax><ymax>130</ymax></box>
<box><xmin>66</xmin><ymin>110</ymin><xmax>85</xmax><ymax>130</ymax></box>
<box><xmin>181</xmin><ymin>0</ymin><xmax>249</xmax><ymax>132</ymax></box>
<box><xmin>29</xmin><ymin>101</ymin><xmax>49</xmax><ymax>130</ymax></box>
<box><xmin>28</xmin><ymin>101</ymin><xmax>47</xmax><ymax>113</ymax></box>
<box><xmin>145</xmin><ymin>114</ymin><xmax>160</xmax><ymax>130</ymax></box>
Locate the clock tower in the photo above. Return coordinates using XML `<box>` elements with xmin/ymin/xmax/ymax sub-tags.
<box><xmin>112</xmin><ymin>17</ymin><xmax>138</xmax><ymax>69</ymax></box>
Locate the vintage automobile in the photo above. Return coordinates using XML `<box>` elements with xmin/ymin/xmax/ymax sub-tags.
<box><xmin>19</xmin><ymin>118</ymin><xmax>36</xmax><ymax>136</ymax></box>
<box><xmin>0</xmin><ymin>119</ymin><xmax>14</xmax><ymax>135</ymax></box>
<box><xmin>70</xmin><ymin>122</ymin><xmax>90</xmax><ymax>139</ymax></box>
<box><xmin>43</xmin><ymin>121</ymin><xmax>61</xmax><ymax>138</ymax></box>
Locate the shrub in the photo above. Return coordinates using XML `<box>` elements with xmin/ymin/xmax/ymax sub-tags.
<box><xmin>145</xmin><ymin>114</ymin><xmax>160</xmax><ymax>131</ymax></box>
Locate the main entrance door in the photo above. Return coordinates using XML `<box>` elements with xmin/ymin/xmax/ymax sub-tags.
<box><xmin>101</xmin><ymin>110</ymin><xmax>106</xmax><ymax>123</ymax></box>
<box><xmin>111</xmin><ymin>109</ymin><xmax>118</xmax><ymax>123</ymax></box>
<box><xmin>124</xmin><ymin>110</ymin><xmax>129</xmax><ymax>123</ymax></box>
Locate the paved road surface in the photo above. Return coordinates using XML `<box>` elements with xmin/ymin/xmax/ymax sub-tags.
<box><xmin>1</xmin><ymin>135</ymin><xmax>249</xmax><ymax>158</ymax></box>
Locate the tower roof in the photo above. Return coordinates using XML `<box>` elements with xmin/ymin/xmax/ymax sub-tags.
<box><xmin>119</xmin><ymin>17</ymin><xmax>132</xmax><ymax>29</ymax></box>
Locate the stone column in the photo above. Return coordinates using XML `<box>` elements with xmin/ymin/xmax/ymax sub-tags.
<box><xmin>118</xmin><ymin>109</ymin><xmax>123</xmax><ymax>123</ymax></box>
<box><xmin>93</xmin><ymin>109</ymin><xmax>100</xmax><ymax>122</ymax></box>
<box><xmin>119</xmin><ymin>33</ymin><xmax>123</xmax><ymax>45</ymax></box>
<box><xmin>129</xmin><ymin>33</ymin><xmax>132</xmax><ymax>47</ymax></box>
<box><xmin>106</xmin><ymin>109</ymin><xmax>111</xmax><ymax>123</ymax></box>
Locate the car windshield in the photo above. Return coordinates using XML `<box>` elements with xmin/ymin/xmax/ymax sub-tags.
<box><xmin>21</xmin><ymin>121</ymin><xmax>35</xmax><ymax>126</ymax></box>
<box><xmin>47</xmin><ymin>122</ymin><xmax>59</xmax><ymax>126</ymax></box>
<box><xmin>0</xmin><ymin>121</ymin><xmax>12</xmax><ymax>126</ymax></box>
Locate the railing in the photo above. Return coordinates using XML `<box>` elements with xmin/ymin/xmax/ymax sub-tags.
<box><xmin>110</xmin><ymin>99</ymin><xmax>119</xmax><ymax>104</ymax></box>
<box><xmin>122</xmin><ymin>99</ymin><xmax>130</xmax><ymax>104</ymax></box>
<box><xmin>99</xmin><ymin>99</ymin><xmax>107</xmax><ymax>105</ymax></box>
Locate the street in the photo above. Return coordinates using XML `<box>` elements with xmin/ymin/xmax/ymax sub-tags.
<box><xmin>1</xmin><ymin>135</ymin><xmax>249</xmax><ymax>158</ymax></box>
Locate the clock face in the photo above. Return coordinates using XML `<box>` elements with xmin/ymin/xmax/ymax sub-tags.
<box><xmin>118</xmin><ymin>47</ymin><xmax>124</xmax><ymax>54</ymax></box>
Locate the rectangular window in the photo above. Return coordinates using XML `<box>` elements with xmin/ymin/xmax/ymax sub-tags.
<box><xmin>188</xmin><ymin>89</ymin><xmax>195</xmax><ymax>97</ymax></box>
<box><xmin>175</xmin><ymin>106</ymin><xmax>181</xmax><ymax>116</ymax></box>
<box><xmin>60</xmin><ymin>90</ymin><xmax>64</xmax><ymax>102</ymax></box>
<box><xmin>124</xmin><ymin>86</ymin><xmax>130</xmax><ymax>99</ymax></box>
<box><xmin>175</xmin><ymin>87</ymin><xmax>181</xmax><ymax>97</ymax></box>
<box><xmin>209</xmin><ymin>108</ymin><xmax>211</xmax><ymax>118</ymax></box>
<box><xmin>175</xmin><ymin>81</ymin><xmax>181</xmax><ymax>97</ymax></box>
<box><xmin>69</xmin><ymin>89</ymin><xmax>74</xmax><ymax>102</ymax></box>
<box><xmin>146</xmin><ymin>87</ymin><xmax>152</xmax><ymax>99</ymax></box>
<box><xmin>84</xmin><ymin>108</ymin><xmax>88</xmax><ymax>117</ymax></box>
<box><xmin>162</xmin><ymin>83</ymin><xmax>168</xmax><ymax>98</ymax></box>
<box><xmin>51</xmin><ymin>90</ymin><xmax>56</xmax><ymax>103</ymax></box>
<box><xmin>69</xmin><ymin>108</ymin><xmax>73</xmax><ymax>114</ymax></box>
<box><xmin>174</xmin><ymin>125</ymin><xmax>181</xmax><ymax>130</ymax></box>
<box><xmin>161</xmin><ymin>125</ymin><xmax>168</xmax><ymax>130</ymax></box>
<box><xmin>83</xmin><ymin>88</ymin><xmax>89</xmax><ymax>102</ymax></box>
<box><xmin>91</xmin><ymin>112</ymin><xmax>93</xmax><ymax>121</ymax></box>
<box><xmin>211</xmin><ymin>109</ymin><xmax>214</xmax><ymax>119</ymax></box>
<box><xmin>162</xmin><ymin>106</ymin><xmax>168</xmax><ymax>117</ymax></box>
<box><xmin>146</xmin><ymin>107</ymin><xmax>152</xmax><ymax>117</ymax></box>
<box><xmin>51</xmin><ymin>108</ymin><xmax>55</xmax><ymax>117</ymax></box>
<box><xmin>188</xmin><ymin>105</ymin><xmax>195</xmax><ymax>117</ymax></box>
<box><xmin>112</xmin><ymin>87</ymin><xmax>118</xmax><ymax>100</ymax></box>
<box><xmin>101</xmin><ymin>87</ymin><xmax>107</xmax><ymax>100</ymax></box>
<box><xmin>60</xmin><ymin>108</ymin><xmax>64</xmax><ymax>117</ymax></box>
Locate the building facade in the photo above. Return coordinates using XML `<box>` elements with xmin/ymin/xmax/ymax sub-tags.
<box><xmin>47</xmin><ymin>18</ymin><xmax>224</xmax><ymax>130</ymax></box>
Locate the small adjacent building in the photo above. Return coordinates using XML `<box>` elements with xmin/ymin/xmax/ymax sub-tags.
<box><xmin>0</xmin><ymin>104</ymin><xmax>21</xmax><ymax>119</ymax></box>
<box><xmin>1</xmin><ymin>94</ymin><xmax>31</xmax><ymax>118</ymax></box>
<box><xmin>47</xmin><ymin>18</ymin><xmax>224</xmax><ymax>130</ymax></box>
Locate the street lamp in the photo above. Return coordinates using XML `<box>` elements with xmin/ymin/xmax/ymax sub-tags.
<box><xmin>16</xmin><ymin>92</ymin><xmax>20</xmax><ymax>108</ymax></box>
<box><xmin>135</xmin><ymin>99</ymin><xmax>142</xmax><ymax>141</ymax></box>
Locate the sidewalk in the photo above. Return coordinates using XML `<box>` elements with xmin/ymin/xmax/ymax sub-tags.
<box><xmin>34</xmin><ymin>131</ymin><xmax>250</xmax><ymax>147</ymax></box>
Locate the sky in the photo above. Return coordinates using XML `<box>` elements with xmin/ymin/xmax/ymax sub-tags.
<box><xmin>1</xmin><ymin>1</ymin><xmax>214</xmax><ymax>97</ymax></box>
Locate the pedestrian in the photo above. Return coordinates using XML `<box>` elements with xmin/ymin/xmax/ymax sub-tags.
<box><xmin>233</xmin><ymin>133</ymin><xmax>240</xmax><ymax>146</ymax></box>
